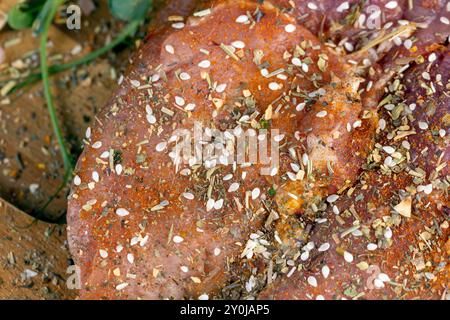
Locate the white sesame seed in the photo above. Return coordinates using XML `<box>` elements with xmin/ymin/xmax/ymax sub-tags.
<box><xmin>296</xmin><ymin>102</ymin><xmax>306</xmax><ymax>111</ymax></box>
<box><xmin>326</xmin><ymin>194</ymin><xmax>339</xmax><ymax>203</ymax></box>
<box><xmin>214</xmin><ymin>199</ymin><xmax>224</xmax><ymax>210</ymax></box>
<box><xmin>99</xmin><ymin>249</ymin><xmax>108</xmax><ymax>258</ymax></box>
<box><xmin>428</xmin><ymin>53</ymin><xmax>437</xmax><ymax>62</ymax></box>
<box><xmin>284</xmin><ymin>24</ymin><xmax>296</xmax><ymax>33</ymax></box>
<box><xmin>231</xmin><ymin>41</ymin><xmax>245</xmax><ymax>49</ymax></box>
<box><xmin>146</xmin><ymin>114</ymin><xmax>156</xmax><ymax>124</ymax></box>
<box><xmin>344</xmin><ymin>42</ymin><xmax>354</xmax><ymax>52</ymax></box>
<box><xmin>367</xmin><ymin>243</ymin><xmax>378</xmax><ymax>251</ymax></box>
<box><xmin>418</xmin><ymin>184</ymin><xmax>433</xmax><ymax>195</ymax></box>
<box><xmin>268</xmin><ymin>82</ymin><xmax>282</xmax><ymax>90</ymax></box>
<box><xmin>116</xmin><ymin>283</ymin><xmax>128</xmax><ymax>291</ymax></box>
<box><xmin>223</xmin><ymin>174</ymin><xmax>233</xmax><ymax>181</ymax></box>
<box><xmin>206</xmin><ymin>198</ymin><xmax>215</xmax><ymax>211</ymax></box>
<box><xmin>100</xmin><ymin>151</ymin><xmax>110</xmax><ymax>158</ymax></box>
<box><xmin>73</xmin><ymin>175</ymin><xmax>81</xmax><ymax>186</ymax></box>
<box><xmin>92</xmin><ymin>141</ymin><xmax>102</xmax><ymax>149</ymax></box>
<box><xmin>92</xmin><ymin>171</ymin><xmax>99</xmax><ymax>182</ymax></box>
<box><xmin>301</xmin><ymin>154</ymin><xmax>309</xmax><ymax>166</ymax></box>
<box><xmin>404</xmin><ymin>39</ymin><xmax>413</xmax><ymax>49</ymax></box>
<box><xmin>216</xmin><ymin>83</ymin><xmax>227</xmax><ymax>93</ymax></box>
<box><xmin>130</xmin><ymin>237</ymin><xmax>139</xmax><ymax>246</ymax></box>
<box><xmin>384</xmin><ymin>156</ymin><xmax>394</xmax><ymax>167</ymax></box>
<box><xmin>228</xmin><ymin>182</ymin><xmax>240</xmax><ymax>192</ymax></box>
<box><xmin>300</xmin><ymin>250</ymin><xmax>309</xmax><ymax>261</ymax></box>
<box><xmin>384</xmin><ymin>227</ymin><xmax>393</xmax><ymax>239</ymax></box>
<box><xmin>198</xmin><ymin>60</ymin><xmax>211</xmax><ymax>68</ymax></box>
<box><xmin>418</xmin><ymin>121</ymin><xmax>429</xmax><ymax>130</ymax></box>
<box><xmin>236</xmin><ymin>15</ymin><xmax>249</xmax><ymax>23</ymax></box>
<box><xmin>318</xmin><ymin>242</ymin><xmax>330</xmax><ymax>252</ymax></box>
<box><xmin>274</xmin><ymin>134</ymin><xmax>285</xmax><ymax>142</ymax></box>
<box><xmin>439</xmin><ymin>129</ymin><xmax>446</xmax><ymax>137</ymax></box>
<box><xmin>322</xmin><ymin>265</ymin><xmax>330</xmax><ymax>279</ymax></box>
<box><xmin>270</xmin><ymin>167</ymin><xmax>278</xmax><ymax>176</ymax></box>
<box><xmin>343</xmin><ymin>251</ymin><xmax>353</xmax><ymax>263</ymax></box>
<box><xmin>260</xmin><ymin>68</ymin><xmax>269</xmax><ymax>77</ymax></box>
<box><xmin>171</xmin><ymin>22</ymin><xmax>185</xmax><ymax>29</ymax></box>
<box><xmin>440</xmin><ymin>16</ymin><xmax>450</xmax><ymax>25</ymax></box>
<box><xmin>290</xmin><ymin>163</ymin><xmax>300</xmax><ymax>172</ymax></box>
<box><xmin>198</xmin><ymin>293</ymin><xmax>209</xmax><ymax>300</ymax></box>
<box><xmin>385</xmin><ymin>1</ymin><xmax>398</xmax><ymax>9</ymax></box>
<box><xmin>292</xmin><ymin>57</ymin><xmax>302</xmax><ymax>66</ymax></box>
<box><xmin>140</xmin><ymin>235</ymin><xmax>149</xmax><ymax>247</ymax></box>
<box><xmin>251</xmin><ymin>188</ymin><xmax>261</xmax><ymax>200</ymax></box>
<box><xmin>336</xmin><ymin>1</ymin><xmax>349</xmax><ymax>12</ymax></box>
<box><xmin>422</xmin><ymin>71</ymin><xmax>431</xmax><ymax>80</ymax></box>
<box><xmin>333</xmin><ymin>205</ymin><xmax>340</xmax><ymax>215</ymax></box>
<box><xmin>316</xmin><ymin>110</ymin><xmax>327</xmax><ymax>118</ymax></box>
<box><xmin>182</xmin><ymin>192</ymin><xmax>194</xmax><ymax>200</ymax></box>
<box><xmin>151</xmin><ymin>73</ymin><xmax>160</xmax><ymax>82</ymax></box>
<box><xmin>179</xmin><ymin>72</ymin><xmax>191</xmax><ymax>80</ymax></box>
<box><xmin>156</xmin><ymin>141</ymin><xmax>167</xmax><ymax>152</ymax></box>
<box><xmin>127</xmin><ymin>253</ymin><xmax>134</xmax><ymax>264</ymax></box>
<box><xmin>374</xmin><ymin>279</ymin><xmax>385</xmax><ymax>288</ymax></box>
<box><xmin>116</xmin><ymin>208</ymin><xmax>130</xmax><ymax>217</ymax></box>
<box><xmin>382</xmin><ymin>146</ymin><xmax>395</xmax><ymax>154</ymax></box>
<box><xmin>307</xmin><ymin>276</ymin><xmax>318</xmax><ymax>287</ymax></box>
<box><xmin>85</xmin><ymin>127</ymin><xmax>91</xmax><ymax>139</ymax></box>
<box><xmin>307</xmin><ymin>2</ymin><xmax>318</xmax><ymax>10</ymax></box>
<box><xmin>180</xmin><ymin>266</ymin><xmax>189</xmax><ymax>273</ymax></box>
<box><xmin>301</xmin><ymin>63</ymin><xmax>309</xmax><ymax>73</ymax></box>
<box><xmin>287</xmin><ymin>172</ymin><xmax>297</xmax><ymax>181</ymax></box>
<box><xmin>173</xmin><ymin>235</ymin><xmax>184</xmax><ymax>244</ymax></box>
<box><xmin>185</xmin><ymin>103</ymin><xmax>196</xmax><ymax>111</ymax></box>
<box><xmin>358</xmin><ymin>13</ymin><xmax>366</xmax><ymax>26</ymax></box>
<box><xmin>175</xmin><ymin>96</ymin><xmax>185</xmax><ymax>106</ymax></box>
<box><xmin>165</xmin><ymin>44</ymin><xmax>175</xmax><ymax>54</ymax></box>
<box><xmin>214</xmin><ymin>248</ymin><xmax>221</xmax><ymax>256</ymax></box>
<box><xmin>130</xmin><ymin>79</ymin><xmax>140</xmax><ymax>87</ymax></box>
<box><xmin>378</xmin><ymin>273</ymin><xmax>390</xmax><ymax>282</ymax></box>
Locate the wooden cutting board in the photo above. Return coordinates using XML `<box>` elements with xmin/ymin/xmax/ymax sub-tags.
<box><xmin>0</xmin><ymin>1</ymin><xmax>119</xmax><ymax>220</ymax></box>
<box><xmin>0</xmin><ymin>197</ymin><xmax>76</xmax><ymax>299</ymax></box>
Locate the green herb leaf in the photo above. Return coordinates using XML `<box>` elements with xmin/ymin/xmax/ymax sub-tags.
<box><xmin>7</xmin><ymin>4</ymin><xmax>36</xmax><ymax>30</ymax></box>
<box><xmin>268</xmin><ymin>187</ymin><xmax>276</xmax><ymax>197</ymax></box>
<box><xmin>108</xmin><ymin>0</ymin><xmax>152</xmax><ymax>21</ymax></box>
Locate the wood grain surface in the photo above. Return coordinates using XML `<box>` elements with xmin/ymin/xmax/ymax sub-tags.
<box><xmin>0</xmin><ymin>197</ymin><xmax>76</xmax><ymax>299</ymax></box>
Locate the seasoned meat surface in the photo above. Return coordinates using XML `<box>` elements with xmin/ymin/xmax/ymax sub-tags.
<box><xmin>67</xmin><ymin>0</ymin><xmax>449</xmax><ymax>299</ymax></box>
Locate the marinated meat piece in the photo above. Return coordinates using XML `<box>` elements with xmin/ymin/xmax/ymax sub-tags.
<box><xmin>67</xmin><ymin>0</ymin><xmax>450</xmax><ymax>300</ymax></box>
<box><xmin>67</xmin><ymin>0</ymin><xmax>354</xmax><ymax>299</ymax></box>
<box><xmin>260</xmin><ymin>47</ymin><xmax>450</xmax><ymax>300</ymax></box>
